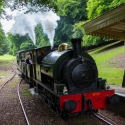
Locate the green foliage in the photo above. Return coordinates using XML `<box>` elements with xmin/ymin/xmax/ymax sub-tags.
<box><xmin>35</xmin><ymin>23</ymin><xmax>50</xmax><ymax>47</ymax></box>
<box><xmin>55</xmin><ymin>0</ymin><xmax>87</xmax><ymax>45</ymax></box>
<box><xmin>22</xmin><ymin>89</ymin><xmax>32</xmax><ymax>98</ymax></box>
<box><xmin>11</xmin><ymin>0</ymin><xmax>58</xmax><ymax>13</ymax></box>
<box><xmin>87</xmin><ymin>0</ymin><xmax>111</xmax><ymax>20</ymax></box>
<box><xmin>20</xmin><ymin>42</ymin><xmax>35</xmax><ymax>50</ymax></box>
<box><xmin>0</xmin><ymin>1</ymin><xmax>3</xmax><ymax>10</ymax></box>
<box><xmin>87</xmin><ymin>0</ymin><xmax>125</xmax><ymax>20</ymax></box>
<box><xmin>54</xmin><ymin>16</ymin><xmax>73</xmax><ymax>46</ymax></box>
<box><xmin>0</xmin><ymin>54</ymin><xmax>15</xmax><ymax>62</ymax></box>
<box><xmin>72</xmin><ymin>22</ymin><xmax>84</xmax><ymax>39</ymax></box>
<box><xmin>8</xmin><ymin>33</ymin><xmax>35</xmax><ymax>55</ymax></box>
<box><xmin>57</xmin><ymin>0</ymin><xmax>87</xmax><ymax>21</ymax></box>
<box><xmin>0</xmin><ymin>24</ymin><xmax>9</xmax><ymax>55</ymax></box>
<box><xmin>109</xmin><ymin>0</ymin><xmax>125</xmax><ymax>8</ymax></box>
<box><xmin>0</xmin><ymin>0</ymin><xmax>5</xmax><ymax>18</ymax></box>
<box><xmin>83</xmin><ymin>35</ymin><xmax>105</xmax><ymax>46</ymax></box>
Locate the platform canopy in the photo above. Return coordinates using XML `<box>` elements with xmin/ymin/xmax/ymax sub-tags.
<box><xmin>83</xmin><ymin>3</ymin><xmax>125</xmax><ymax>41</ymax></box>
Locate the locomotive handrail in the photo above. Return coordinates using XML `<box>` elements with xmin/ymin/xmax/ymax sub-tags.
<box><xmin>42</xmin><ymin>61</ymin><xmax>54</xmax><ymax>65</ymax></box>
<box><xmin>42</xmin><ymin>64</ymin><xmax>50</xmax><ymax>68</ymax></box>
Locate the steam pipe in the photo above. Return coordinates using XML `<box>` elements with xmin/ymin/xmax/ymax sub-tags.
<box><xmin>71</xmin><ymin>38</ymin><xmax>82</xmax><ymax>58</ymax></box>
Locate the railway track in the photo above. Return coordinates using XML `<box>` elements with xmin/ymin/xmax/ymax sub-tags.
<box><xmin>18</xmin><ymin>79</ymin><xmax>31</xmax><ymax>125</ymax></box>
<box><xmin>39</xmin><ymin>96</ymin><xmax>69</xmax><ymax>125</ymax></box>
<box><xmin>0</xmin><ymin>61</ymin><xmax>68</xmax><ymax>125</ymax></box>
<box><xmin>18</xmin><ymin>78</ymin><xmax>69</xmax><ymax>125</ymax></box>
<box><xmin>1</xmin><ymin>61</ymin><xmax>125</xmax><ymax>125</ymax></box>
<box><xmin>0</xmin><ymin>73</ymin><xmax>15</xmax><ymax>90</ymax></box>
<box><xmin>0</xmin><ymin>61</ymin><xmax>33</xmax><ymax>125</ymax></box>
<box><xmin>93</xmin><ymin>112</ymin><xmax>118</xmax><ymax>125</ymax></box>
<box><xmin>19</xmin><ymin>84</ymin><xmax>125</xmax><ymax>125</ymax></box>
<box><xmin>0</xmin><ymin>62</ymin><xmax>16</xmax><ymax>91</ymax></box>
<box><xmin>0</xmin><ymin>62</ymin><xmax>30</xmax><ymax>125</ymax></box>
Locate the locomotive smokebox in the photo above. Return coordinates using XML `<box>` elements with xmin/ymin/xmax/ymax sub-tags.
<box><xmin>71</xmin><ymin>38</ymin><xmax>82</xmax><ymax>58</ymax></box>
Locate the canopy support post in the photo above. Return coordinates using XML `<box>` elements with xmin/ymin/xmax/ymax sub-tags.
<box><xmin>122</xmin><ymin>41</ymin><xmax>125</xmax><ymax>87</ymax></box>
<box><xmin>122</xmin><ymin>70</ymin><xmax>125</xmax><ymax>87</ymax></box>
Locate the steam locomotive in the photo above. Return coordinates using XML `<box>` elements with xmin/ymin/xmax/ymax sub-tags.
<box><xmin>16</xmin><ymin>38</ymin><xmax>119</xmax><ymax>117</ymax></box>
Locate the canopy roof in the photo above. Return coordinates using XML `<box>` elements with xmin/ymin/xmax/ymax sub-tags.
<box><xmin>83</xmin><ymin>3</ymin><xmax>125</xmax><ymax>41</ymax></box>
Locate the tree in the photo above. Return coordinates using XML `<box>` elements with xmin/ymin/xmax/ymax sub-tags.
<box><xmin>35</xmin><ymin>23</ymin><xmax>50</xmax><ymax>47</ymax></box>
<box><xmin>72</xmin><ymin>22</ymin><xmax>84</xmax><ymax>39</ymax></box>
<box><xmin>57</xmin><ymin>0</ymin><xmax>87</xmax><ymax>22</ymax></box>
<box><xmin>10</xmin><ymin>0</ymin><xmax>58</xmax><ymax>13</ymax></box>
<box><xmin>20</xmin><ymin>42</ymin><xmax>35</xmax><ymax>50</ymax></box>
<box><xmin>87</xmin><ymin>0</ymin><xmax>125</xmax><ymax>20</ymax></box>
<box><xmin>54</xmin><ymin>16</ymin><xmax>73</xmax><ymax>46</ymax></box>
<box><xmin>54</xmin><ymin>0</ymin><xmax>87</xmax><ymax>45</ymax></box>
<box><xmin>0</xmin><ymin>24</ymin><xmax>8</xmax><ymax>55</ymax></box>
<box><xmin>110</xmin><ymin>0</ymin><xmax>125</xmax><ymax>8</ymax></box>
<box><xmin>0</xmin><ymin>0</ymin><xmax>5</xmax><ymax>18</ymax></box>
<box><xmin>8</xmin><ymin>33</ymin><xmax>35</xmax><ymax>55</ymax></box>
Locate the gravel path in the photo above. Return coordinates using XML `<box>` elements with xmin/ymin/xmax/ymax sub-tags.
<box><xmin>0</xmin><ymin>74</ymin><xmax>67</xmax><ymax>125</ymax></box>
<box><xmin>0</xmin><ymin>75</ymin><xmax>26</xmax><ymax>125</ymax></box>
<box><xmin>1</xmin><ymin>61</ymin><xmax>125</xmax><ymax>125</ymax></box>
<box><xmin>0</xmin><ymin>62</ymin><xmax>67</xmax><ymax>125</ymax></box>
<box><xmin>0</xmin><ymin>62</ymin><xmax>14</xmax><ymax>85</ymax></box>
<box><xmin>19</xmin><ymin>80</ymin><xmax>67</xmax><ymax>125</ymax></box>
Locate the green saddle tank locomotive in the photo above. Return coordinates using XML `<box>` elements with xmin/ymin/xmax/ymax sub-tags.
<box><xmin>16</xmin><ymin>38</ymin><xmax>119</xmax><ymax>116</ymax></box>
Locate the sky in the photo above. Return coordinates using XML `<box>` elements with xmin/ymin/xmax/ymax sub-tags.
<box><xmin>1</xmin><ymin>8</ymin><xmax>17</xmax><ymax>33</ymax></box>
<box><xmin>0</xmin><ymin>7</ymin><xmax>60</xmax><ymax>47</ymax></box>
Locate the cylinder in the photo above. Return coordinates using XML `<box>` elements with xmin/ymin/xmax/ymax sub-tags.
<box><xmin>71</xmin><ymin>38</ymin><xmax>82</xmax><ymax>58</ymax></box>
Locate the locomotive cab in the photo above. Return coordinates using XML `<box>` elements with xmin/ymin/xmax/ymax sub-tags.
<box><xmin>33</xmin><ymin>46</ymin><xmax>52</xmax><ymax>82</ymax></box>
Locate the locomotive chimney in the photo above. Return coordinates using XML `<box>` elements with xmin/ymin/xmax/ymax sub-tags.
<box><xmin>71</xmin><ymin>38</ymin><xmax>82</xmax><ymax>58</ymax></box>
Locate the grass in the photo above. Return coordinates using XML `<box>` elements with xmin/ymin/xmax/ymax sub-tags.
<box><xmin>9</xmin><ymin>79</ymin><xmax>18</xmax><ymax>88</ymax></box>
<box><xmin>0</xmin><ymin>70</ymin><xmax>5</xmax><ymax>76</ymax></box>
<box><xmin>0</xmin><ymin>68</ymin><xmax>13</xmax><ymax>84</ymax></box>
<box><xmin>0</xmin><ymin>54</ymin><xmax>16</xmax><ymax>62</ymax></box>
<box><xmin>22</xmin><ymin>89</ymin><xmax>32</xmax><ymax>98</ymax></box>
<box><xmin>89</xmin><ymin>42</ymin><xmax>124</xmax><ymax>85</ymax></box>
<box><xmin>73</xmin><ymin>116</ymin><xmax>87</xmax><ymax>124</ymax></box>
<box><xmin>0</xmin><ymin>54</ymin><xmax>16</xmax><ymax>76</ymax></box>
